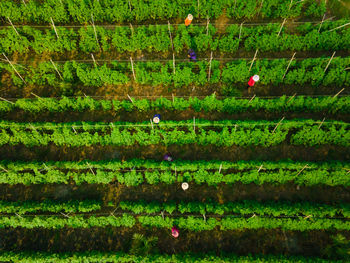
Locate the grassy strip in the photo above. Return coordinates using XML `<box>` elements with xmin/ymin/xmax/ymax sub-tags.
<box><xmin>2</xmin><ymin>21</ymin><xmax>349</xmax><ymax>54</ymax></box>
<box><xmin>0</xmin><ymin>251</ymin><xmax>339</xmax><ymax>263</ymax></box>
<box><xmin>1</xmin><ymin>0</ymin><xmax>325</xmax><ymax>24</ymax></box>
<box><xmin>1</xmin><ymin>58</ymin><xmax>349</xmax><ymax>89</ymax></box>
<box><xmin>1</xmin><ymin>95</ymin><xmax>349</xmax><ymax>114</ymax></box>
<box><xmin>0</xmin><ymin>120</ymin><xmax>348</xmax><ymax>147</ymax></box>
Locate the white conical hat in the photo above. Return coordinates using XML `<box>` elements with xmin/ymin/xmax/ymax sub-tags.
<box><xmin>253</xmin><ymin>75</ymin><xmax>260</xmax><ymax>82</ymax></box>
<box><xmin>187</xmin><ymin>14</ymin><xmax>193</xmax><ymax>20</ymax></box>
<box><xmin>181</xmin><ymin>182</ymin><xmax>189</xmax><ymax>190</ymax></box>
<box><xmin>153</xmin><ymin>117</ymin><xmax>160</xmax><ymax>123</ymax></box>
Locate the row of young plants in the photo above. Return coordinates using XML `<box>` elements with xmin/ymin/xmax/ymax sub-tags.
<box><xmin>1</xmin><ymin>161</ymin><xmax>349</xmax><ymax>186</ymax></box>
<box><xmin>1</xmin><ymin>95</ymin><xmax>349</xmax><ymax>115</ymax></box>
<box><xmin>0</xmin><ymin>200</ymin><xmax>101</xmax><ymax>214</ymax></box>
<box><xmin>0</xmin><ymin>120</ymin><xmax>348</xmax><ymax>147</ymax></box>
<box><xmin>2</xmin><ymin>21</ymin><xmax>349</xmax><ymax>54</ymax></box>
<box><xmin>0</xmin><ymin>251</ymin><xmax>338</xmax><ymax>263</ymax></box>
<box><xmin>2</xmin><ymin>58</ymin><xmax>349</xmax><ymax>88</ymax></box>
<box><xmin>0</xmin><ymin>213</ymin><xmax>349</xmax><ymax>231</ymax></box>
<box><xmin>1</xmin><ymin>0</ymin><xmax>326</xmax><ymax>24</ymax></box>
<box><xmin>118</xmin><ymin>200</ymin><xmax>350</xmax><ymax>218</ymax></box>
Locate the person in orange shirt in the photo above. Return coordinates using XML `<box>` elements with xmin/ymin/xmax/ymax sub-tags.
<box><xmin>185</xmin><ymin>14</ymin><xmax>193</xmax><ymax>26</ymax></box>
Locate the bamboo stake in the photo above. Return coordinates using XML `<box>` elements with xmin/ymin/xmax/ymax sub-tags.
<box><xmin>333</xmin><ymin>88</ymin><xmax>345</xmax><ymax>98</ymax></box>
<box><xmin>234</xmin><ymin>124</ymin><xmax>237</xmax><ymax>132</ymax></box>
<box><xmin>328</xmin><ymin>22</ymin><xmax>350</xmax><ymax>32</ymax></box>
<box><xmin>249</xmin><ymin>49</ymin><xmax>258</xmax><ymax>72</ymax></box>
<box><xmin>304</xmin><ymin>215</ymin><xmax>312</xmax><ymax>219</ymax></box>
<box><xmin>50</xmin><ymin>17</ymin><xmax>59</xmax><ymax>39</ymax></box>
<box><xmin>0</xmin><ymin>97</ymin><xmax>14</xmax><ymax>104</ymax></box>
<box><xmin>150</xmin><ymin>119</ymin><xmax>154</xmax><ymax>130</ymax></box>
<box><xmin>193</xmin><ymin>117</ymin><xmax>196</xmax><ymax>132</ymax></box>
<box><xmin>49</xmin><ymin>58</ymin><xmax>63</xmax><ymax>79</ymax></box>
<box><xmin>172</xmin><ymin>93</ymin><xmax>175</xmax><ymax>103</ymax></box>
<box><xmin>15</xmin><ymin>213</ymin><xmax>23</xmax><ymax>218</ymax></box>
<box><xmin>22</xmin><ymin>0</ymin><xmax>26</xmax><ymax>6</ymax></box>
<box><xmin>257</xmin><ymin>165</ymin><xmax>264</xmax><ymax>172</ymax></box>
<box><xmin>129</xmin><ymin>23</ymin><xmax>134</xmax><ymax>37</ymax></box>
<box><xmin>130</xmin><ymin>57</ymin><xmax>136</xmax><ymax>80</ymax></box>
<box><xmin>43</xmin><ymin>163</ymin><xmax>49</xmax><ymax>170</ymax></box>
<box><xmin>127</xmin><ymin>94</ymin><xmax>134</xmax><ymax>104</ymax></box>
<box><xmin>91</xmin><ymin>53</ymin><xmax>98</xmax><ymax>66</ymax></box>
<box><xmin>248</xmin><ymin>94</ymin><xmax>256</xmax><ymax>103</ymax></box>
<box><xmin>72</xmin><ymin>126</ymin><xmax>77</xmax><ymax>134</ymax></box>
<box><xmin>277</xmin><ymin>18</ymin><xmax>287</xmax><ymax>37</ymax></box>
<box><xmin>219</xmin><ymin>163</ymin><xmax>222</xmax><ymax>174</ymax></box>
<box><xmin>272</xmin><ymin>116</ymin><xmax>285</xmax><ymax>133</ymax></box>
<box><xmin>0</xmin><ymin>166</ymin><xmax>8</xmax><ymax>173</ymax></box>
<box><xmin>287</xmin><ymin>93</ymin><xmax>297</xmax><ymax>103</ymax></box>
<box><xmin>208</xmin><ymin>51</ymin><xmax>213</xmax><ymax>81</ymax></box>
<box><xmin>30</xmin><ymin>92</ymin><xmax>41</xmax><ymax>99</ymax></box>
<box><xmin>174</xmin><ymin>165</ymin><xmax>176</xmax><ymax>176</ymax></box>
<box><xmin>203</xmin><ymin>213</ymin><xmax>206</xmax><ymax>222</ymax></box>
<box><xmin>60</xmin><ymin>212</ymin><xmax>70</xmax><ymax>218</ymax></box>
<box><xmin>288</xmin><ymin>0</ymin><xmax>293</xmax><ymax>10</ymax></box>
<box><xmin>91</xmin><ymin>14</ymin><xmax>99</xmax><ymax>48</ymax></box>
<box><xmin>318</xmin><ymin>13</ymin><xmax>326</xmax><ymax>32</ymax></box>
<box><xmin>7</xmin><ymin>17</ymin><xmax>19</xmax><ymax>36</ymax></box>
<box><xmin>324</xmin><ymin>51</ymin><xmax>336</xmax><ymax>72</ymax></box>
<box><xmin>282</xmin><ymin>52</ymin><xmax>296</xmax><ymax>80</ymax></box>
<box><xmin>29</xmin><ymin>124</ymin><xmax>37</xmax><ymax>131</ymax></box>
<box><xmin>318</xmin><ymin>117</ymin><xmax>325</xmax><ymax>129</ymax></box>
<box><xmin>172</xmin><ymin>53</ymin><xmax>176</xmax><ymax>75</ymax></box>
<box><xmin>128</xmin><ymin>0</ymin><xmax>132</xmax><ymax>12</ymax></box>
<box><xmin>2</xmin><ymin>53</ymin><xmax>26</xmax><ymax>84</ymax></box>
<box><xmin>86</xmin><ymin>162</ymin><xmax>95</xmax><ymax>175</ymax></box>
<box><xmin>168</xmin><ymin>21</ymin><xmax>174</xmax><ymax>51</ymax></box>
<box><xmin>296</xmin><ymin>164</ymin><xmax>309</xmax><ymax>176</ymax></box>
<box><xmin>161</xmin><ymin>211</ymin><xmax>164</xmax><ymax>220</ymax></box>
<box><xmin>238</xmin><ymin>21</ymin><xmax>245</xmax><ymax>41</ymax></box>
<box><xmin>206</xmin><ymin>16</ymin><xmax>210</xmax><ymax>35</ymax></box>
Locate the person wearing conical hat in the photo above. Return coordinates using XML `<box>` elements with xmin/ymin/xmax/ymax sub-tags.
<box><xmin>185</xmin><ymin>14</ymin><xmax>193</xmax><ymax>26</ymax></box>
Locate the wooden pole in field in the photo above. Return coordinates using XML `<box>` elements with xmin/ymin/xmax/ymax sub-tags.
<box><xmin>172</xmin><ymin>53</ymin><xmax>176</xmax><ymax>75</ymax></box>
<box><xmin>282</xmin><ymin>52</ymin><xmax>296</xmax><ymax>80</ymax></box>
<box><xmin>86</xmin><ymin>162</ymin><xmax>95</xmax><ymax>175</ymax></box>
<box><xmin>7</xmin><ymin>17</ymin><xmax>19</xmax><ymax>36</ymax></box>
<box><xmin>333</xmin><ymin>88</ymin><xmax>345</xmax><ymax>98</ymax></box>
<box><xmin>129</xmin><ymin>23</ymin><xmax>134</xmax><ymax>37</ymax></box>
<box><xmin>296</xmin><ymin>164</ymin><xmax>309</xmax><ymax>176</ymax></box>
<box><xmin>2</xmin><ymin>53</ymin><xmax>26</xmax><ymax>84</ymax></box>
<box><xmin>328</xmin><ymin>22</ymin><xmax>350</xmax><ymax>32</ymax></box>
<box><xmin>238</xmin><ymin>21</ymin><xmax>245</xmax><ymax>41</ymax></box>
<box><xmin>0</xmin><ymin>97</ymin><xmax>14</xmax><ymax>104</ymax></box>
<box><xmin>127</xmin><ymin>94</ymin><xmax>134</xmax><ymax>104</ymax></box>
<box><xmin>249</xmin><ymin>49</ymin><xmax>258</xmax><ymax>72</ymax></box>
<box><xmin>324</xmin><ymin>51</ymin><xmax>336</xmax><ymax>72</ymax></box>
<box><xmin>0</xmin><ymin>166</ymin><xmax>9</xmax><ymax>173</ymax></box>
<box><xmin>277</xmin><ymin>18</ymin><xmax>287</xmax><ymax>37</ymax></box>
<box><xmin>128</xmin><ymin>0</ymin><xmax>132</xmax><ymax>12</ymax></box>
<box><xmin>50</xmin><ymin>17</ymin><xmax>59</xmax><ymax>39</ymax></box>
<box><xmin>22</xmin><ymin>0</ymin><xmax>27</xmax><ymax>6</ymax></box>
<box><xmin>91</xmin><ymin>53</ymin><xmax>98</xmax><ymax>66</ymax></box>
<box><xmin>287</xmin><ymin>93</ymin><xmax>297</xmax><ymax>103</ymax></box>
<box><xmin>208</xmin><ymin>51</ymin><xmax>213</xmax><ymax>81</ymax></box>
<box><xmin>318</xmin><ymin>117</ymin><xmax>325</xmax><ymax>129</ymax></box>
<box><xmin>318</xmin><ymin>13</ymin><xmax>326</xmax><ymax>32</ymax></box>
<box><xmin>288</xmin><ymin>0</ymin><xmax>293</xmax><ymax>10</ymax></box>
<box><xmin>206</xmin><ymin>16</ymin><xmax>210</xmax><ymax>35</ymax></box>
<box><xmin>130</xmin><ymin>57</ymin><xmax>136</xmax><ymax>80</ymax></box>
<box><xmin>72</xmin><ymin>126</ymin><xmax>77</xmax><ymax>134</ymax></box>
<box><xmin>168</xmin><ymin>21</ymin><xmax>174</xmax><ymax>51</ymax></box>
<box><xmin>272</xmin><ymin>116</ymin><xmax>285</xmax><ymax>133</ymax></box>
<box><xmin>91</xmin><ymin>14</ymin><xmax>99</xmax><ymax>48</ymax></box>
<box><xmin>172</xmin><ymin>93</ymin><xmax>175</xmax><ymax>103</ymax></box>
<box><xmin>218</xmin><ymin>163</ymin><xmax>222</xmax><ymax>173</ymax></box>
<box><xmin>193</xmin><ymin>117</ymin><xmax>196</xmax><ymax>132</ymax></box>
<box><xmin>150</xmin><ymin>119</ymin><xmax>154</xmax><ymax>130</ymax></box>
<box><xmin>30</xmin><ymin>92</ymin><xmax>42</xmax><ymax>99</ymax></box>
<box><xmin>248</xmin><ymin>94</ymin><xmax>256</xmax><ymax>103</ymax></box>
<box><xmin>50</xmin><ymin>59</ymin><xmax>63</xmax><ymax>80</ymax></box>
<box><xmin>257</xmin><ymin>165</ymin><xmax>264</xmax><ymax>172</ymax></box>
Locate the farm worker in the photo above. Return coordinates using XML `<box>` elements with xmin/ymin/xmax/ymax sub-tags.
<box><xmin>188</xmin><ymin>49</ymin><xmax>197</xmax><ymax>62</ymax></box>
<box><xmin>248</xmin><ymin>75</ymin><xmax>260</xmax><ymax>87</ymax></box>
<box><xmin>181</xmin><ymin>182</ymin><xmax>189</xmax><ymax>191</ymax></box>
<box><xmin>153</xmin><ymin>114</ymin><xmax>161</xmax><ymax>124</ymax></box>
<box><xmin>185</xmin><ymin>14</ymin><xmax>193</xmax><ymax>26</ymax></box>
<box><xmin>171</xmin><ymin>226</ymin><xmax>179</xmax><ymax>238</ymax></box>
<box><xmin>164</xmin><ymin>154</ymin><xmax>173</xmax><ymax>162</ymax></box>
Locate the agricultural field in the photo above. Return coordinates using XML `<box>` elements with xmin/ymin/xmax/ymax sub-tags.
<box><xmin>0</xmin><ymin>0</ymin><xmax>350</xmax><ymax>262</ymax></box>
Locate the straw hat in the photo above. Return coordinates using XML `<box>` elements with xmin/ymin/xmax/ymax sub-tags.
<box><xmin>253</xmin><ymin>75</ymin><xmax>260</xmax><ymax>82</ymax></box>
<box><xmin>187</xmin><ymin>14</ymin><xmax>193</xmax><ymax>20</ymax></box>
<box><xmin>181</xmin><ymin>182</ymin><xmax>189</xmax><ymax>190</ymax></box>
<box><xmin>153</xmin><ymin>116</ymin><xmax>160</xmax><ymax>124</ymax></box>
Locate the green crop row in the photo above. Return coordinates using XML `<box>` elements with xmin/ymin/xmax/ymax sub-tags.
<box><xmin>0</xmin><ymin>213</ymin><xmax>349</xmax><ymax>231</ymax></box>
<box><xmin>1</xmin><ymin>160</ymin><xmax>349</xmax><ymax>186</ymax></box>
<box><xmin>0</xmin><ymin>120</ymin><xmax>348</xmax><ymax>147</ymax></box>
<box><xmin>1</xmin><ymin>0</ymin><xmax>325</xmax><ymax>24</ymax></box>
<box><xmin>0</xmin><ymin>200</ymin><xmax>101</xmax><ymax>214</ymax></box>
<box><xmin>2</xmin><ymin>21</ymin><xmax>349</xmax><ymax>54</ymax></box>
<box><xmin>119</xmin><ymin>200</ymin><xmax>350</xmax><ymax>218</ymax></box>
<box><xmin>1</xmin><ymin>57</ymin><xmax>349</xmax><ymax>90</ymax></box>
<box><xmin>1</xmin><ymin>95</ymin><xmax>349</xmax><ymax>115</ymax></box>
<box><xmin>0</xmin><ymin>251</ymin><xmax>338</xmax><ymax>263</ymax></box>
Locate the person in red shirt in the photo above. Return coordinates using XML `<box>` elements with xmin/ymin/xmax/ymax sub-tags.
<box><xmin>247</xmin><ymin>75</ymin><xmax>260</xmax><ymax>94</ymax></box>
